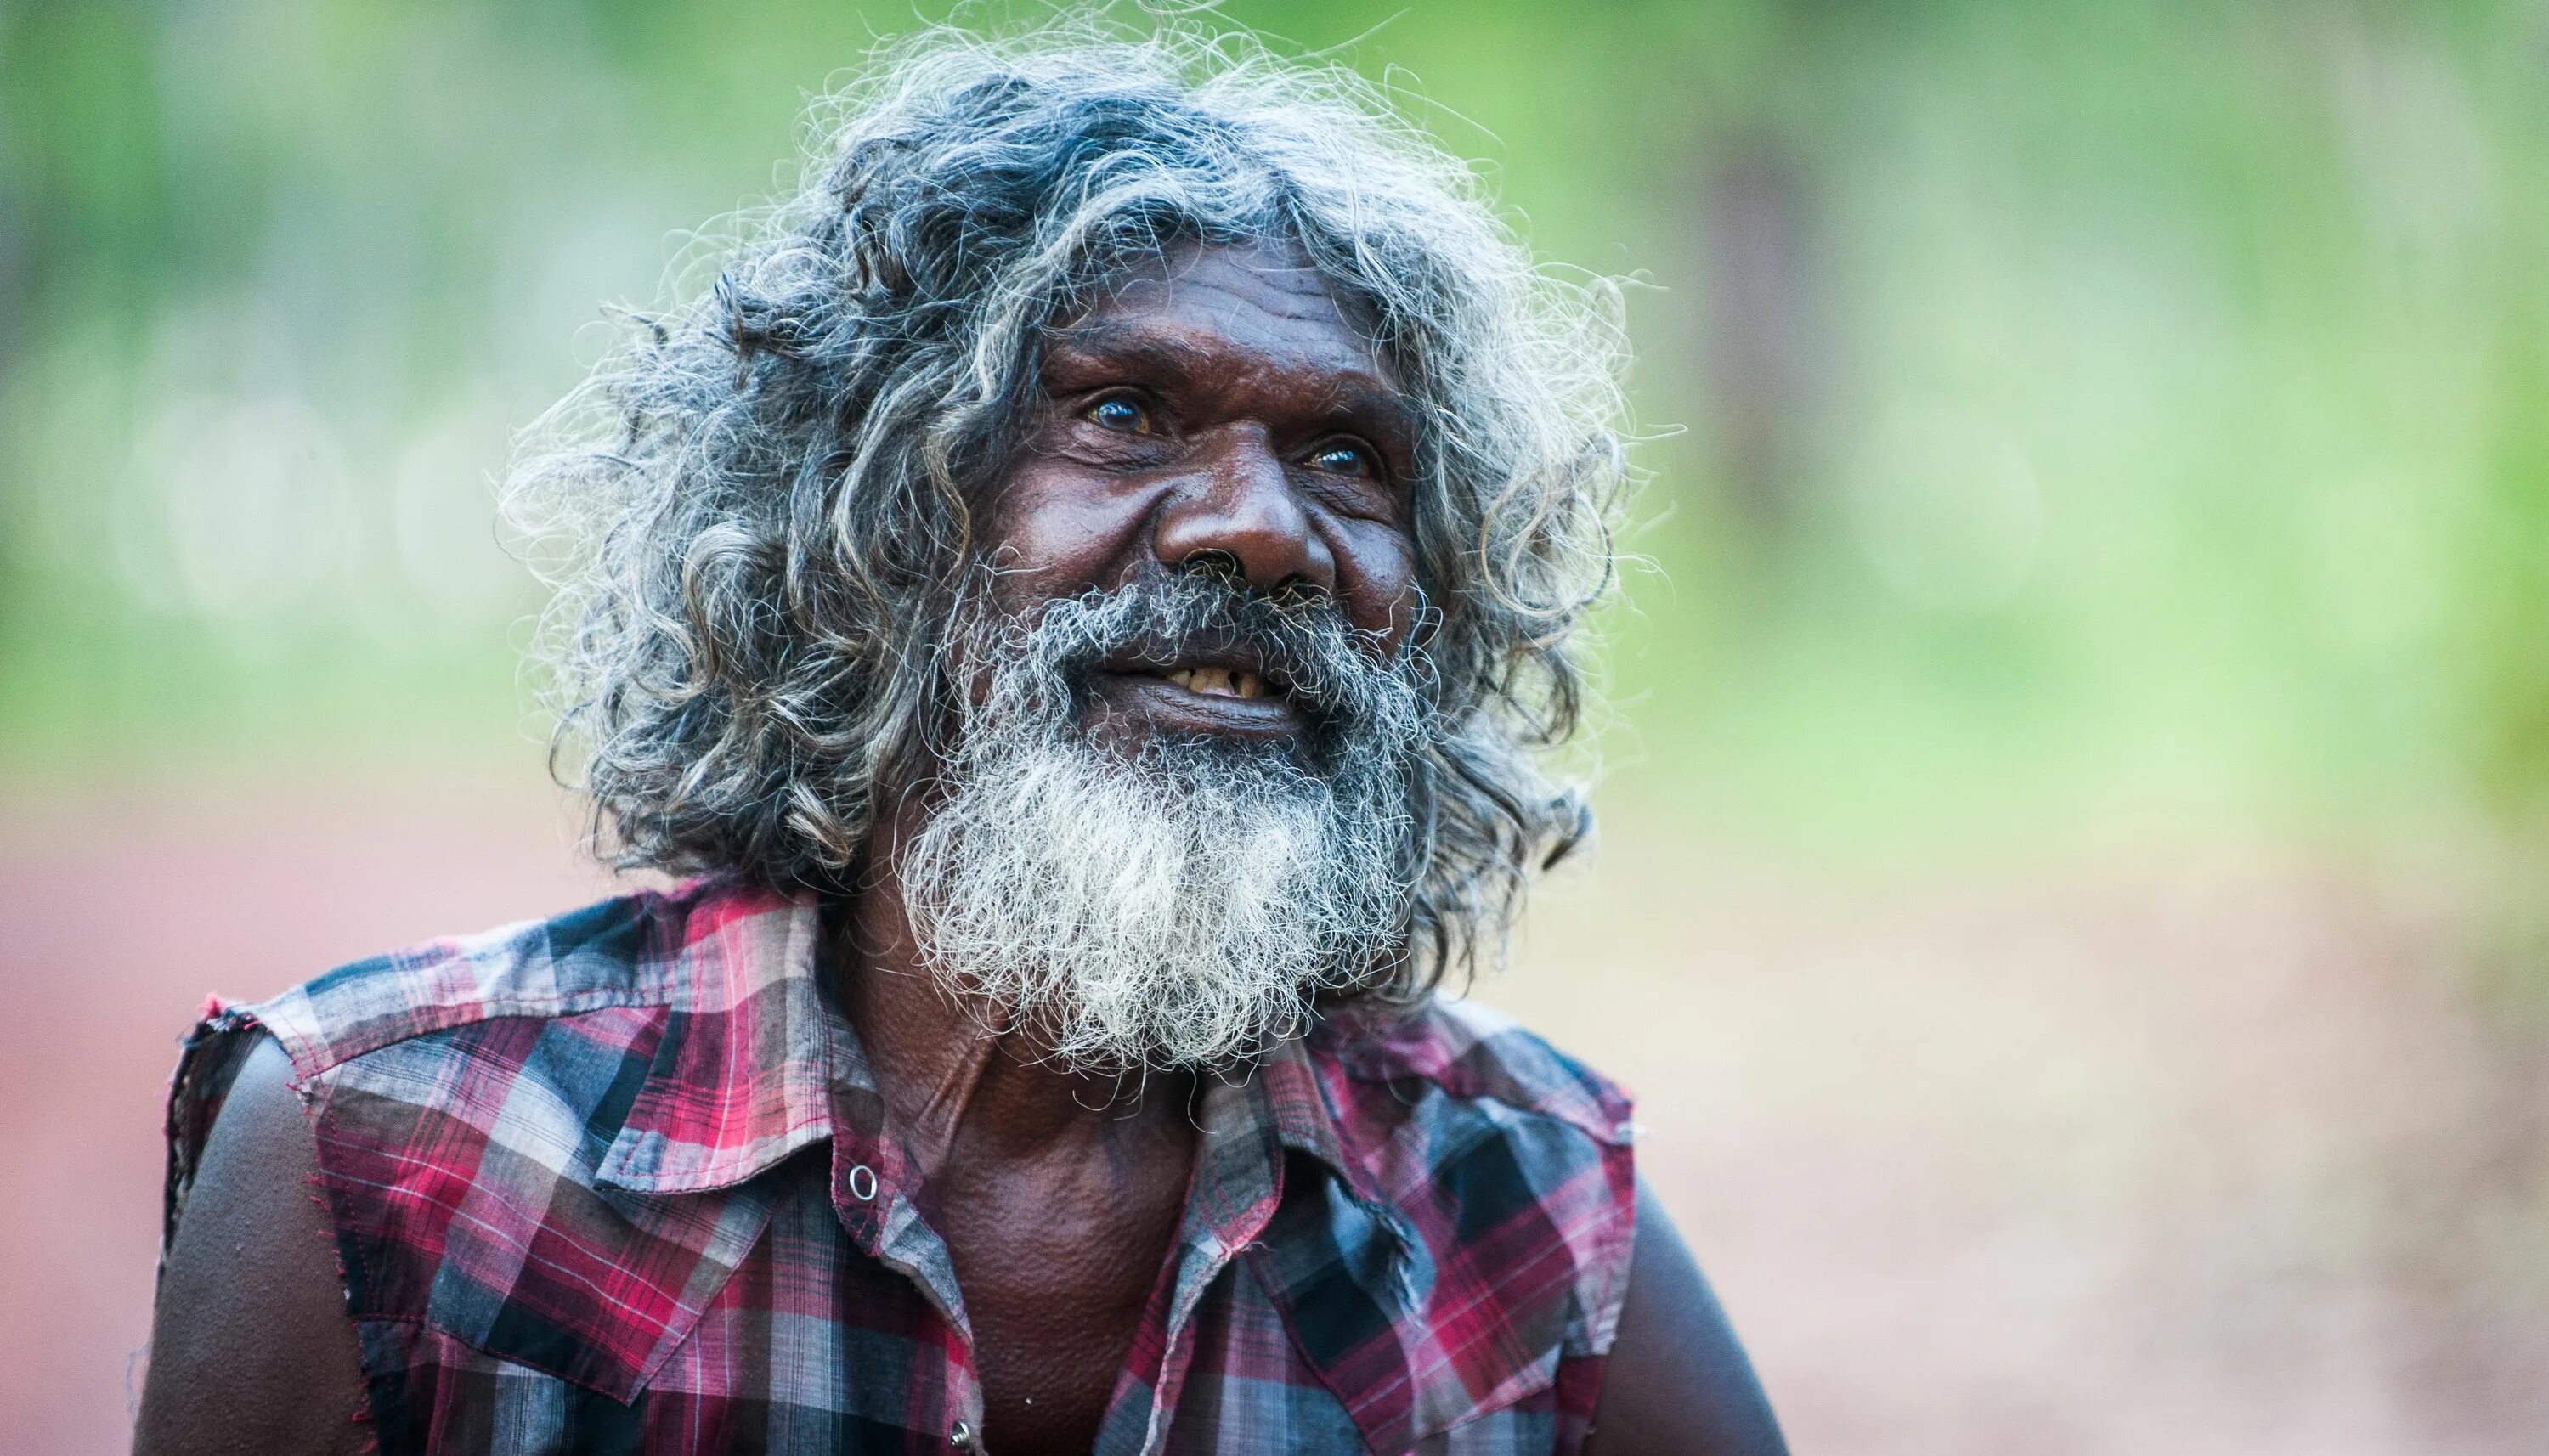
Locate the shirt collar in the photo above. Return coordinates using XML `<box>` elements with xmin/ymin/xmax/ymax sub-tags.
<box><xmin>592</xmin><ymin>883</ymin><xmax>840</xmax><ymax>1194</ymax></box>
<box><xmin>1252</xmin><ymin>1031</ymin><xmax>1376</xmax><ymax>1194</ymax></box>
<box><xmin>592</xmin><ymin>880</ymin><xmax>1386</xmax><ymax>1216</ymax></box>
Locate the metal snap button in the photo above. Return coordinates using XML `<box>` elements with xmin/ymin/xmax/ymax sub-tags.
<box><xmin>950</xmin><ymin>1419</ymin><xmax>975</xmax><ymax>1448</ymax></box>
<box><xmin>847</xmin><ymin>1164</ymin><xmax>879</xmax><ymax>1201</ymax></box>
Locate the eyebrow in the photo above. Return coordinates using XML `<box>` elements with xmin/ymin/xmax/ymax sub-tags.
<box><xmin>1043</xmin><ymin>323</ymin><xmax>1421</xmax><ymax>442</ymax></box>
<box><xmin>1042</xmin><ymin>324</ymin><xmax>1219</xmax><ymax>387</ymax></box>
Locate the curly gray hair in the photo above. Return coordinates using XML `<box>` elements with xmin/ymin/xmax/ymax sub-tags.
<box><xmin>506</xmin><ymin>21</ymin><xmax>1630</xmax><ymax>992</ymax></box>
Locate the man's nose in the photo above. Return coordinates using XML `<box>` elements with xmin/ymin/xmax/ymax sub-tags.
<box><xmin>1150</xmin><ymin>428</ymin><xmax>1337</xmax><ymax>595</ymax></box>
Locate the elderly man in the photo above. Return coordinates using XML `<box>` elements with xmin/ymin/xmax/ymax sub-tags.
<box><xmin>136</xmin><ymin>28</ymin><xmax>1784</xmax><ymax>1456</ymax></box>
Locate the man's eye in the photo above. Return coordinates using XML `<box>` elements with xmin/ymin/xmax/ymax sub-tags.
<box><xmin>1084</xmin><ymin>395</ymin><xmax>1149</xmax><ymax>433</ymax></box>
<box><xmin>1308</xmin><ymin>441</ymin><xmax>1378</xmax><ymax>477</ymax></box>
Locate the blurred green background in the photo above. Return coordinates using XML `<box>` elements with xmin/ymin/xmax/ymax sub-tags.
<box><xmin>5</xmin><ymin>3</ymin><xmax>2548</xmax><ymax>1453</ymax></box>
<box><xmin>9</xmin><ymin>0</ymin><xmax>2549</xmax><ymax>854</ymax></box>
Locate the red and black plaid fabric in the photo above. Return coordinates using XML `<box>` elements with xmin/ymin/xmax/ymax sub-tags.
<box><xmin>164</xmin><ymin>881</ymin><xmax>1638</xmax><ymax>1454</ymax></box>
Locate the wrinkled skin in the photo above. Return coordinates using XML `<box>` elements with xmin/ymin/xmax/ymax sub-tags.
<box><xmin>133</xmin><ymin>243</ymin><xmax>1786</xmax><ymax>1456</ymax></box>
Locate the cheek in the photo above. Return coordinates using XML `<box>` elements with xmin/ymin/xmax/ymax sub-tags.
<box><xmin>1332</xmin><ymin>522</ymin><xmax>1421</xmax><ymax>650</ymax></box>
<box><xmin>979</xmin><ymin>459</ymin><xmax>1157</xmax><ymax>609</ymax></box>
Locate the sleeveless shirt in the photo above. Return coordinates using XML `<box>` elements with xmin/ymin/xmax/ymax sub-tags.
<box><xmin>162</xmin><ymin>880</ymin><xmax>1637</xmax><ymax>1454</ymax></box>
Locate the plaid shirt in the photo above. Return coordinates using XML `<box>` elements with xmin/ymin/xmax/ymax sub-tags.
<box><xmin>164</xmin><ymin>881</ymin><xmax>1637</xmax><ymax>1454</ymax></box>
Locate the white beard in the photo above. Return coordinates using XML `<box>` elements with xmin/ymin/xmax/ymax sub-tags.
<box><xmin>898</xmin><ymin>580</ymin><xmax>1421</xmax><ymax>1071</ymax></box>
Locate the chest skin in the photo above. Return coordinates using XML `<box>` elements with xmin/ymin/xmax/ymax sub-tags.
<box><xmin>933</xmin><ymin>1094</ymin><xmax>1198</xmax><ymax>1454</ymax></box>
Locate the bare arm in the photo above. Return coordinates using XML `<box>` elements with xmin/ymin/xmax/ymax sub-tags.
<box><xmin>1582</xmin><ymin>1177</ymin><xmax>1788</xmax><ymax>1456</ymax></box>
<box><xmin>134</xmin><ymin>1036</ymin><xmax>370</xmax><ymax>1456</ymax></box>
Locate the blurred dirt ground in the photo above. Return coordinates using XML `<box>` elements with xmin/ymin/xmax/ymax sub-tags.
<box><xmin>2</xmin><ymin>776</ymin><xmax>2542</xmax><ymax>1454</ymax></box>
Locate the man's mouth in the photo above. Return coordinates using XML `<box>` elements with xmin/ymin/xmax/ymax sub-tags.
<box><xmin>1155</xmin><ymin>666</ymin><xmax>1269</xmax><ymax>701</ymax></box>
<box><xmin>1082</xmin><ymin>650</ymin><xmax>1306</xmax><ymax>739</ymax></box>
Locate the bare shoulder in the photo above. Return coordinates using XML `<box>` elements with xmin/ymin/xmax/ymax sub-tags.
<box><xmin>134</xmin><ymin>1035</ymin><xmax>370</xmax><ymax>1456</ymax></box>
<box><xmin>1583</xmin><ymin>1177</ymin><xmax>1789</xmax><ymax>1456</ymax></box>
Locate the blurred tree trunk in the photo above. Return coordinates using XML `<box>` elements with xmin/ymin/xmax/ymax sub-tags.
<box><xmin>1701</xmin><ymin>127</ymin><xmax>1827</xmax><ymax>528</ymax></box>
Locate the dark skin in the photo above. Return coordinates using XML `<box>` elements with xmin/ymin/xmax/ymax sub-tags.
<box><xmin>831</xmin><ymin>846</ymin><xmax>1202</xmax><ymax>1449</ymax></box>
<box><xmin>134</xmin><ymin>241</ymin><xmax>1786</xmax><ymax>1456</ymax></box>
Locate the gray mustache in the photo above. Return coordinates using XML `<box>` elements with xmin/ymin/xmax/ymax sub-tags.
<box><xmin>1026</xmin><ymin>574</ymin><xmax>1413</xmax><ymax>729</ymax></box>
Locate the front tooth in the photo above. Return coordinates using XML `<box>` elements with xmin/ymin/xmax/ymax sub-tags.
<box><xmin>1167</xmin><ymin>669</ymin><xmax>1195</xmax><ymax>689</ymax></box>
<box><xmin>1233</xmin><ymin>671</ymin><xmax>1263</xmax><ymax>699</ymax></box>
<box><xmin>1195</xmin><ymin>667</ymin><xmax>1231</xmax><ymax>696</ymax></box>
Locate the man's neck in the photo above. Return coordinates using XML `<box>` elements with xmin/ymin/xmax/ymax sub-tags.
<box><xmin>825</xmin><ymin>802</ymin><xmax>1207</xmax><ymax>1454</ymax></box>
<box><xmin>826</xmin><ymin>806</ymin><xmax>1195</xmax><ymax>1182</ymax></box>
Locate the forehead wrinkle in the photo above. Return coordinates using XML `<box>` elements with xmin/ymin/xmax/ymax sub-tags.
<box><xmin>1141</xmin><ymin>268</ymin><xmax>1363</xmax><ymax>352</ymax></box>
<box><xmin>1161</xmin><ymin>251</ymin><xmax>1349</xmax><ymax>321</ymax></box>
<box><xmin>1071</xmin><ymin>240</ymin><xmax>1394</xmax><ymax>375</ymax></box>
<box><xmin>1048</xmin><ymin>317</ymin><xmax>1390</xmax><ymax>392</ymax></box>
